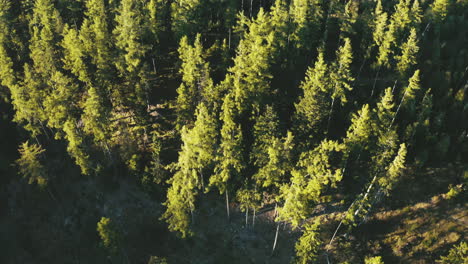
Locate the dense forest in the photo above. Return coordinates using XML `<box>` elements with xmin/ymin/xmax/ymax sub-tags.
<box><xmin>0</xmin><ymin>0</ymin><xmax>467</xmax><ymax>263</ymax></box>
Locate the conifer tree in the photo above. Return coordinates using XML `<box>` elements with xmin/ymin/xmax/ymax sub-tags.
<box><xmin>344</xmin><ymin>104</ymin><xmax>374</xmax><ymax>155</ymax></box>
<box><xmin>97</xmin><ymin>217</ymin><xmax>121</xmax><ymax>255</ymax></box>
<box><xmin>16</xmin><ymin>141</ymin><xmax>47</xmax><ymax>187</ymax></box>
<box><xmin>294</xmin><ymin>220</ymin><xmax>322</xmax><ymax>264</ymax></box>
<box><xmin>294</xmin><ymin>51</ymin><xmax>329</xmax><ymax>138</ymax></box>
<box><xmin>61</xmin><ymin>25</ymin><xmax>90</xmax><ymax>84</ymax></box>
<box><xmin>176</xmin><ymin>35</ymin><xmax>213</xmax><ymax>129</ymax></box>
<box><xmin>250</xmin><ymin>105</ymin><xmax>280</xmax><ymax>168</ymax></box>
<box><xmin>396</xmin><ymin>28</ymin><xmax>419</xmax><ymax>78</ymax></box>
<box><xmin>378</xmin><ymin>143</ymin><xmax>407</xmax><ymax>195</ymax></box>
<box><xmin>114</xmin><ymin>0</ymin><xmax>148</xmax><ymax>75</ymax></box>
<box><xmin>63</xmin><ymin>118</ymin><xmax>92</xmax><ymax>175</ymax></box>
<box><xmin>254</xmin><ymin>132</ymin><xmax>294</xmax><ymax>189</ymax></box>
<box><xmin>289</xmin><ymin>0</ymin><xmax>323</xmax><ymax>52</ymax></box>
<box><xmin>162</xmin><ymin>103</ymin><xmax>217</xmax><ymax>236</ymax></box>
<box><xmin>114</xmin><ymin>0</ymin><xmax>151</xmax><ymax>107</ymax></box>
<box><xmin>330</xmin><ymin>38</ymin><xmax>354</xmax><ymax>105</ymax></box>
<box><xmin>171</xmin><ymin>0</ymin><xmax>204</xmax><ymax>40</ymax></box>
<box><xmin>372</xmin><ymin>0</ymin><xmax>388</xmax><ymax>50</ymax></box>
<box><xmin>29</xmin><ymin>0</ymin><xmax>62</xmax><ymax>78</ymax></box>
<box><xmin>82</xmin><ymin>86</ymin><xmax>111</xmax><ymax>145</ymax></box>
<box><xmin>339</xmin><ymin>0</ymin><xmax>359</xmax><ymax>39</ymax></box>
<box><xmin>278</xmin><ymin>139</ymin><xmax>344</xmax><ymax>228</ymax></box>
<box><xmin>327</xmin><ymin>38</ymin><xmax>354</xmax><ymax>133</ymax></box>
<box><xmin>210</xmin><ymin>93</ymin><xmax>244</xmax><ymax>219</ymax></box>
<box><xmin>431</xmin><ymin>0</ymin><xmax>451</xmax><ymax>23</ymax></box>
<box><xmin>0</xmin><ymin>1</ymin><xmax>15</xmax><ymax>97</ymax></box>
<box><xmin>80</xmin><ymin>0</ymin><xmax>112</xmax><ymax>77</ymax></box>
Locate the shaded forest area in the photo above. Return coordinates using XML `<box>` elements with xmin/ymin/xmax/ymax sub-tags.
<box><xmin>0</xmin><ymin>0</ymin><xmax>467</xmax><ymax>263</ymax></box>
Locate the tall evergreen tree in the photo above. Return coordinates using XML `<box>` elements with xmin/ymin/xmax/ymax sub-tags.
<box><xmin>294</xmin><ymin>51</ymin><xmax>329</xmax><ymax>139</ymax></box>
<box><xmin>176</xmin><ymin>34</ymin><xmax>214</xmax><ymax>129</ymax></box>
<box><xmin>294</xmin><ymin>220</ymin><xmax>322</xmax><ymax>264</ymax></box>
<box><xmin>396</xmin><ymin>28</ymin><xmax>419</xmax><ymax>78</ymax></box>
<box><xmin>210</xmin><ymin>93</ymin><xmax>244</xmax><ymax>219</ymax></box>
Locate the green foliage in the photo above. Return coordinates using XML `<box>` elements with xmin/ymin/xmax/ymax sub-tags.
<box><xmin>236</xmin><ymin>187</ymin><xmax>261</xmax><ymax>213</ymax></box>
<box><xmin>162</xmin><ymin>103</ymin><xmax>217</xmax><ymax>237</ymax></box>
<box><xmin>432</xmin><ymin>0</ymin><xmax>452</xmax><ymax>23</ymax></box>
<box><xmin>96</xmin><ymin>217</ymin><xmax>121</xmax><ymax>254</ymax></box>
<box><xmin>437</xmin><ymin>241</ymin><xmax>467</xmax><ymax>264</ymax></box>
<box><xmin>278</xmin><ymin>139</ymin><xmax>344</xmax><ymax>228</ymax></box>
<box><xmin>396</xmin><ymin>28</ymin><xmax>419</xmax><ymax>77</ymax></box>
<box><xmin>176</xmin><ymin>35</ymin><xmax>213</xmax><ymax>129</ymax></box>
<box><xmin>294</xmin><ymin>51</ymin><xmax>329</xmax><ymax>137</ymax></box>
<box><xmin>210</xmin><ymin>93</ymin><xmax>244</xmax><ymax>194</ymax></box>
<box><xmin>251</xmin><ymin>105</ymin><xmax>280</xmax><ymax>168</ymax></box>
<box><xmin>16</xmin><ymin>141</ymin><xmax>47</xmax><ymax>187</ymax></box>
<box><xmin>294</xmin><ymin>220</ymin><xmax>322</xmax><ymax>264</ymax></box>
<box><xmin>254</xmin><ymin>132</ymin><xmax>295</xmax><ymax>189</ymax></box>
<box><xmin>330</xmin><ymin>38</ymin><xmax>354</xmax><ymax>105</ymax></box>
<box><xmin>379</xmin><ymin>143</ymin><xmax>407</xmax><ymax>195</ymax></box>
<box><xmin>365</xmin><ymin>256</ymin><xmax>384</xmax><ymax>264</ymax></box>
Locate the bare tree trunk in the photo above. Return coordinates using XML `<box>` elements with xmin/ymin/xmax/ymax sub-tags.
<box><xmin>226</xmin><ymin>191</ymin><xmax>230</xmax><ymax>221</ymax></box>
<box><xmin>245</xmin><ymin>208</ymin><xmax>249</xmax><ymax>228</ymax></box>
<box><xmin>252</xmin><ymin>207</ymin><xmax>256</xmax><ymax>229</ymax></box>
<box><xmin>250</xmin><ymin>0</ymin><xmax>253</xmax><ymax>18</ymax></box>
<box><xmin>272</xmin><ymin>222</ymin><xmax>280</xmax><ymax>254</ymax></box>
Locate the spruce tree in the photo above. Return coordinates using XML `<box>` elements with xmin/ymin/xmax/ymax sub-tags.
<box><xmin>294</xmin><ymin>220</ymin><xmax>322</xmax><ymax>264</ymax></box>
<box><xmin>176</xmin><ymin>34</ymin><xmax>213</xmax><ymax>129</ymax></box>
<box><xmin>16</xmin><ymin>141</ymin><xmax>47</xmax><ymax>187</ymax></box>
<box><xmin>210</xmin><ymin>93</ymin><xmax>244</xmax><ymax>219</ymax></box>
<box><xmin>294</xmin><ymin>51</ymin><xmax>329</xmax><ymax>139</ymax></box>
<box><xmin>250</xmin><ymin>105</ymin><xmax>280</xmax><ymax>168</ymax></box>
<box><xmin>396</xmin><ymin>28</ymin><xmax>419</xmax><ymax>78</ymax></box>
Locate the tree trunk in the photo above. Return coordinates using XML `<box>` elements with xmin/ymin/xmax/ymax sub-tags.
<box><xmin>371</xmin><ymin>66</ymin><xmax>381</xmax><ymax>98</ymax></box>
<box><xmin>272</xmin><ymin>222</ymin><xmax>280</xmax><ymax>254</ymax></box>
<box><xmin>226</xmin><ymin>191</ymin><xmax>230</xmax><ymax>221</ymax></box>
<box><xmin>245</xmin><ymin>208</ymin><xmax>248</xmax><ymax>228</ymax></box>
<box><xmin>252</xmin><ymin>207</ymin><xmax>256</xmax><ymax>229</ymax></box>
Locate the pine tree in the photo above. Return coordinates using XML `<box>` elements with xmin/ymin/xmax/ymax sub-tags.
<box><xmin>63</xmin><ymin>118</ymin><xmax>92</xmax><ymax>175</ymax></box>
<box><xmin>176</xmin><ymin>34</ymin><xmax>213</xmax><ymax>129</ymax></box>
<box><xmin>162</xmin><ymin>102</ymin><xmax>217</xmax><ymax>236</ymax></box>
<box><xmin>294</xmin><ymin>220</ymin><xmax>322</xmax><ymax>264</ymax></box>
<box><xmin>431</xmin><ymin>0</ymin><xmax>451</xmax><ymax>23</ymax></box>
<box><xmin>29</xmin><ymin>0</ymin><xmax>62</xmax><ymax>78</ymax></box>
<box><xmin>97</xmin><ymin>217</ymin><xmax>121</xmax><ymax>254</ymax></box>
<box><xmin>114</xmin><ymin>0</ymin><xmax>148</xmax><ymax>75</ymax></box>
<box><xmin>278</xmin><ymin>140</ymin><xmax>344</xmax><ymax>228</ymax></box>
<box><xmin>372</xmin><ymin>0</ymin><xmax>388</xmax><ymax>49</ymax></box>
<box><xmin>82</xmin><ymin>86</ymin><xmax>110</xmax><ymax>145</ymax></box>
<box><xmin>43</xmin><ymin>71</ymin><xmax>79</xmax><ymax>133</ymax></box>
<box><xmin>254</xmin><ymin>132</ymin><xmax>294</xmax><ymax>189</ymax></box>
<box><xmin>16</xmin><ymin>141</ymin><xmax>47</xmax><ymax>187</ymax></box>
<box><xmin>396</xmin><ymin>28</ymin><xmax>419</xmax><ymax>78</ymax></box>
<box><xmin>339</xmin><ymin>0</ymin><xmax>359</xmax><ymax>39</ymax></box>
<box><xmin>379</xmin><ymin>143</ymin><xmax>407</xmax><ymax>195</ymax></box>
<box><xmin>250</xmin><ymin>105</ymin><xmax>280</xmax><ymax>168</ymax></box>
<box><xmin>289</xmin><ymin>0</ymin><xmax>323</xmax><ymax>52</ymax></box>
<box><xmin>344</xmin><ymin>104</ymin><xmax>374</xmax><ymax>154</ymax></box>
<box><xmin>80</xmin><ymin>0</ymin><xmax>112</xmax><ymax>76</ymax></box>
<box><xmin>0</xmin><ymin>1</ymin><xmax>15</xmax><ymax>97</ymax></box>
<box><xmin>114</xmin><ymin>0</ymin><xmax>151</xmax><ymax>107</ymax></box>
<box><xmin>210</xmin><ymin>93</ymin><xmax>244</xmax><ymax>219</ymax></box>
<box><xmin>294</xmin><ymin>51</ymin><xmax>329</xmax><ymax>138</ymax></box>
<box><xmin>171</xmin><ymin>0</ymin><xmax>204</xmax><ymax>40</ymax></box>
<box><xmin>61</xmin><ymin>25</ymin><xmax>90</xmax><ymax>84</ymax></box>
<box><xmin>330</xmin><ymin>38</ymin><xmax>354</xmax><ymax>105</ymax></box>
<box><xmin>401</xmin><ymin>69</ymin><xmax>421</xmax><ymax>111</ymax></box>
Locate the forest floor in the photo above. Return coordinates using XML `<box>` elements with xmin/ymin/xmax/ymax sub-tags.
<box><xmin>1</xmin><ymin>156</ymin><xmax>466</xmax><ymax>263</ymax></box>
